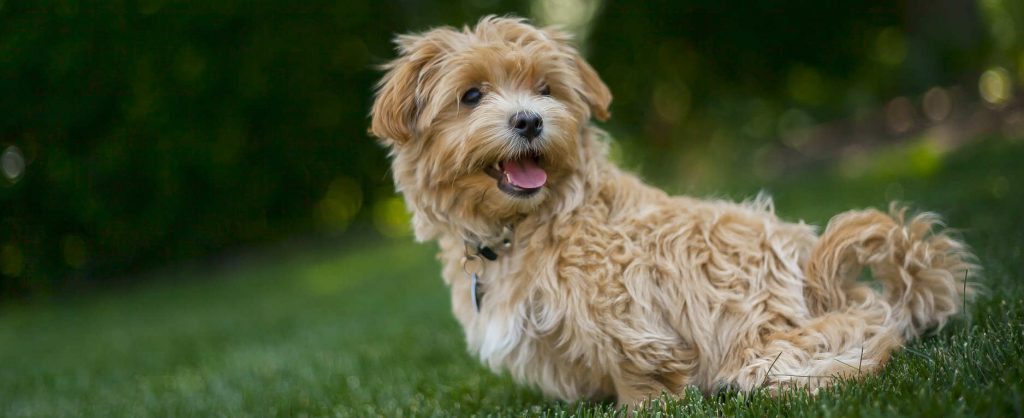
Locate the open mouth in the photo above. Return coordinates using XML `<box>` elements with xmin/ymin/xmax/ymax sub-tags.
<box><xmin>484</xmin><ymin>152</ymin><xmax>547</xmax><ymax>198</ymax></box>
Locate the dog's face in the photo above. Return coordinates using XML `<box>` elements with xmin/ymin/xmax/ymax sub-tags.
<box><xmin>370</xmin><ymin>17</ymin><xmax>611</xmax><ymax>238</ymax></box>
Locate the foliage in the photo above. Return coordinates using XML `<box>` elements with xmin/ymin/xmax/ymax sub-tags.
<box><xmin>586</xmin><ymin>0</ymin><xmax>999</xmax><ymax>188</ymax></box>
<box><xmin>0</xmin><ymin>0</ymin><xmax>527</xmax><ymax>296</ymax></box>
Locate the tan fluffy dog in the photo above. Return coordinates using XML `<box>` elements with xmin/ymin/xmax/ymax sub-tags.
<box><xmin>369</xmin><ymin>16</ymin><xmax>976</xmax><ymax>404</ymax></box>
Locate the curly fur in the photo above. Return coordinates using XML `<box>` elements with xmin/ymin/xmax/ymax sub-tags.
<box><xmin>369</xmin><ymin>16</ymin><xmax>977</xmax><ymax>404</ymax></box>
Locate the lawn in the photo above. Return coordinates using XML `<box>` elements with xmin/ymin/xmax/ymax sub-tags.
<box><xmin>2</xmin><ymin>136</ymin><xmax>1022</xmax><ymax>417</ymax></box>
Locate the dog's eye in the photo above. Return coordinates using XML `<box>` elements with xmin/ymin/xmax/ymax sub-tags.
<box><xmin>461</xmin><ymin>88</ymin><xmax>483</xmax><ymax>106</ymax></box>
<box><xmin>540</xmin><ymin>85</ymin><xmax>551</xmax><ymax>96</ymax></box>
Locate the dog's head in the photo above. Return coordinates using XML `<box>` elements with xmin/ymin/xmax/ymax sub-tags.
<box><xmin>370</xmin><ymin>16</ymin><xmax>611</xmax><ymax>239</ymax></box>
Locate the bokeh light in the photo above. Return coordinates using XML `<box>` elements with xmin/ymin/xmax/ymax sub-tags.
<box><xmin>885</xmin><ymin>97</ymin><xmax>915</xmax><ymax>134</ymax></box>
<box><xmin>874</xmin><ymin>27</ymin><xmax>907</xmax><ymax>67</ymax></box>
<box><xmin>531</xmin><ymin>0</ymin><xmax>602</xmax><ymax>42</ymax></box>
<box><xmin>1</xmin><ymin>145</ymin><xmax>25</xmax><ymax>183</ymax></box>
<box><xmin>980</xmin><ymin>0</ymin><xmax>1017</xmax><ymax>50</ymax></box>
<box><xmin>373</xmin><ymin>197</ymin><xmax>411</xmax><ymax>238</ymax></box>
<box><xmin>922</xmin><ymin>87</ymin><xmax>953</xmax><ymax>122</ymax></box>
<box><xmin>907</xmin><ymin>139</ymin><xmax>942</xmax><ymax>177</ymax></box>
<box><xmin>778</xmin><ymin>109</ymin><xmax>814</xmax><ymax>150</ymax></box>
<box><xmin>315</xmin><ymin>177</ymin><xmax>364</xmax><ymax>232</ymax></box>
<box><xmin>652</xmin><ymin>81</ymin><xmax>691</xmax><ymax>125</ymax></box>
<box><xmin>979</xmin><ymin>67</ymin><xmax>1013</xmax><ymax>106</ymax></box>
<box><xmin>787</xmin><ymin>66</ymin><xmax>825</xmax><ymax>106</ymax></box>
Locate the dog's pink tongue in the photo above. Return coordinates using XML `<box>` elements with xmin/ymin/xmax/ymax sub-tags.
<box><xmin>503</xmin><ymin>158</ymin><xmax>547</xmax><ymax>189</ymax></box>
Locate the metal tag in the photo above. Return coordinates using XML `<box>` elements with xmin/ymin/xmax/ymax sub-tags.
<box><xmin>463</xmin><ymin>255</ymin><xmax>483</xmax><ymax>313</ymax></box>
<box><xmin>470</xmin><ymin>272</ymin><xmax>481</xmax><ymax>312</ymax></box>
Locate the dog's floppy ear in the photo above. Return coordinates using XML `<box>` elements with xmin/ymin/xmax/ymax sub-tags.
<box><xmin>369</xmin><ymin>34</ymin><xmax>441</xmax><ymax>144</ymax></box>
<box><xmin>572</xmin><ymin>54</ymin><xmax>612</xmax><ymax>121</ymax></box>
<box><xmin>545</xmin><ymin>28</ymin><xmax>612</xmax><ymax>122</ymax></box>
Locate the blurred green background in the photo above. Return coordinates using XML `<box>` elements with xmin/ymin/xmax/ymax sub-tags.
<box><xmin>1</xmin><ymin>0</ymin><xmax>1022</xmax><ymax>298</ymax></box>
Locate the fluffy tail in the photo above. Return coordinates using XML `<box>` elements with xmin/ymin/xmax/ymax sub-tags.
<box><xmin>733</xmin><ymin>204</ymin><xmax>979</xmax><ymax>392</ymax></box>
<box><xmin>804</xmin><ymin>204</ymin><xmax>978</xmax><ymax>340</ymax></box>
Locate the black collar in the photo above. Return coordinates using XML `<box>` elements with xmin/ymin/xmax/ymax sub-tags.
<box><xmin>463</xmin><ymin>224</ymin><xmax>515</xmax><ymax>311</ymax></box>
<box><xmin>478</xmin><ymin>245</ymin><xmax>499</xmax><ymax>261</ymax></box>
<box><xmin>465</xmin><ymin>224</ymin><xmax>515</xmax><ymax>261</ymax></box>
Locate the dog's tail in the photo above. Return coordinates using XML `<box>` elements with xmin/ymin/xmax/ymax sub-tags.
<box><xmin>803</xmin><ymin>204</ymin><xmax>978</xmax><ymax>340</ymax></box>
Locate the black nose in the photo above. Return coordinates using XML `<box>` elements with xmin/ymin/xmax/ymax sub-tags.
<box><xmin>510</xmin><ymin>111</ymin><xmax>543</xmax><ymax>140</ymax></box>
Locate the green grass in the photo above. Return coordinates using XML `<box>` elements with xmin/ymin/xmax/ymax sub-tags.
<box><xmin>2</xmin><ymin>136</ymin><xmax>1023</xmax><ymax>417</ymax></box>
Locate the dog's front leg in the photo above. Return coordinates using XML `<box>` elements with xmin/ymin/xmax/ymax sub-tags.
<box><xmin>611</xmin><ymin>370</ymin><xmax>676</xmax><ymax>408</ymax></box>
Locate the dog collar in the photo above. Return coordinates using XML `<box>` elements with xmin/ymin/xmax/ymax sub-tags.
<box><xmin>462</xmin><ymin>224</ymin><xmax>515</xmax><ymax>312</ymax></box>
<box><xmin>466</xmin><ymin>224</ymin><xmax>515</xmax><ymax>260</ymax></box>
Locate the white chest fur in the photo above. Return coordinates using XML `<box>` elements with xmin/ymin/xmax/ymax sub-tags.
<box><xmin>447</xmin><ymin>255</ymin><xmax>608</xmax><ymax>401</ymax></box>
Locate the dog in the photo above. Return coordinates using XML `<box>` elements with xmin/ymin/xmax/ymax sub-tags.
<box><xmin>369</xmin><ymin>16</ymin><xmax>976</xmax><ymax>404</ymax></box>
